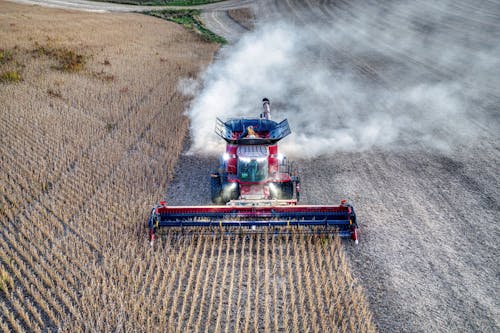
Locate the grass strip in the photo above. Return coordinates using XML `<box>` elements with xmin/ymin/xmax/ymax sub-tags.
<box><xmin>146</xmin><ymin>9</ymin><xmax>227</xmax><ymax>44</ymax></box>
<box><xmin>92</xmin><ymin>0</ymin><xmax>223</xmax><ymax>6</ymax></box>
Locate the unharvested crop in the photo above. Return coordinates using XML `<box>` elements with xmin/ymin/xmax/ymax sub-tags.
<box><xmin>0</xmin><ymin>70</ymin><xmax>21</xmax><ymax>83</ymax></box>
<box><xmin>0</xmin><ymin>48</ymin><xmax>22</xmax><ymax>83</ymax></box>
<box><xmin>0</xmin><ymin>49</ymin><xmax>14</xmax><ymax>64</ymax></box>
<box><xmin>32</xmin><ymin>43</ymin><xmax>86</xmax><ymax>72</ymax></box>
<box><xmin>0</xmin><ymin>269</ymin><xmax>14</xmax><ymax>296</ymax></box>
<box><xmin>0</xmin><ymin>2</ymin><xmax>374</xmax><ymax>332</ymax></box>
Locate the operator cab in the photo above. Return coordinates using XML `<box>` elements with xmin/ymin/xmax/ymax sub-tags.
<box><xmin>237</xmin><ymin>145</ymin><xmax>268</xmax><ymax>182</ymax></box>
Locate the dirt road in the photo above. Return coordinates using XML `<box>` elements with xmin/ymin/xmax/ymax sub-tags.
<box><xmin>8</xmin><ymin>0</ymin><xmax>254</xmax><ymax>43</ymax></box>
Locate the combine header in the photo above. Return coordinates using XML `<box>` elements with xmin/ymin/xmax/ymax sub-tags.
<box><xmin>148</xmin><ymin>98</ymin><xmax>358</xmax><ymax>244</ymax></box>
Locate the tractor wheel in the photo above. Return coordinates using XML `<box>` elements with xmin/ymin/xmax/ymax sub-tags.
<box><xmin>280</xmin><ymin>182</ymin><xmax>294</xmax><ymax>200</ymax></box>
<box><xmin>230</xmin><ymin>186</ymin><xmax>240</xmax><ymax>200</ymax></box>
<box><xmin>271</xmin><ymin>182</ymin><xmax>294</xmax><ymax>200</ymax></box>
<box><xmin>210</xmin><ymin>174</ymin><xmax>223</xmax><ymax>205</ymax></box>
<box><xmin>222</xmin><ymin>183</ymin><xmax>240</xmax><ymax>203</ymax></box>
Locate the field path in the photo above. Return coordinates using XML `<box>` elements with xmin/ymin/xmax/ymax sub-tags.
<box><xmin>7</xmin><ymin>0</ymin><xmax>255</xmax><ymax>43</ymax></box>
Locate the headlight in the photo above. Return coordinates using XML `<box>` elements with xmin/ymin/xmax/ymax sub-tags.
<box><xmin>269</xmin><ymin>183</ymin><xmax>280</xmax><ymax>195</ymax></box>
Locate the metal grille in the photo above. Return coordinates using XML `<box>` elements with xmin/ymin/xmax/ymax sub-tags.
<box><xmin>237</xmin><ymin>145</ymin><xmax>268</xmax><ymax>158</ymax></box>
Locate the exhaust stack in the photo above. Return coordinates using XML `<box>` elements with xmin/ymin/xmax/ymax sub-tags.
<box><xmin>262</xmin><ymin>98</ymin><xmax>271</xmax><ymax>120</ymax></box>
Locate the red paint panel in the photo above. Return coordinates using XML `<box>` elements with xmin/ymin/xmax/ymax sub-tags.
<box><xmin>226</xmin><ymin>144</ymin><xmax>238</xmax><ymax>174</ymax></box>
<box><xmin>268</xmin><ymin>145</ymin><xmax>278</xmax><ymax>174</ymax></box>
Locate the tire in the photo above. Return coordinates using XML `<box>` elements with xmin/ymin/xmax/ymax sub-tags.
<box><xmin>222</xmin><ymin>183</ymin><xmax>240</xmax><ymax>203</ymax></box>
<box><xmin>271</xmin><ymin>182</ymin><xmax>294</xmax><ymax>200</ymax></box>
<box><xmin>280</xmin><ymin>182</ymin><xmax>294</xmax><ymax>200</ymax></box>
<box><xmin>210</xmin><ymin>174</ymin><xmax>223</xmax><ymax>204</ymax></box>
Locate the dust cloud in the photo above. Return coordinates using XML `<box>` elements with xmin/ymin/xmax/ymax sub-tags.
<box><xmin>182</xmin><ymin>1</ymin><xmax>499</xmax><ymax>158</ymax></box>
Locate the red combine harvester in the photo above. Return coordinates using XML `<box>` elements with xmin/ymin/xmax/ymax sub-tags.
<box><xmin>147</xmin><ymin>98</ymin><xmax>358</xmax><ymax>244</ymax></box>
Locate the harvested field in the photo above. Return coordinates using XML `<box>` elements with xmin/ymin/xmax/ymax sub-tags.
<box><xmin>227</xmin><ymin>7</ymin><xmax>255</xmax><ymax>30</ymax></box>
<box><xmin>0</xmin><ymin>2</ymin><xmax>374</xmax><ymax>332</ymax></box>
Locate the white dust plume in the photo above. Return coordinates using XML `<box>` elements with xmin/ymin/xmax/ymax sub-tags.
<box><xmin>181</xmin><ymin>1</ymin><xmax>500</xmax><ymax>158</ymax></box>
